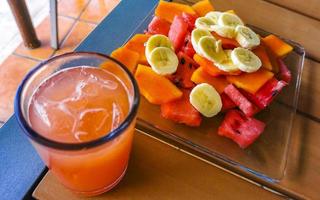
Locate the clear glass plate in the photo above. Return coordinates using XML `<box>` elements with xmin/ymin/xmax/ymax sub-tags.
<box><xmin>124</xmin><ymin>7</ymin><xmax>305</xmax><ymax>182</ymax></box>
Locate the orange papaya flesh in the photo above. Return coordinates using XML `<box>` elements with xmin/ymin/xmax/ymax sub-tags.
<box><xmin>193</xmin><ymin>54</ymin><xmax>241</xmax><ymax>76</ymax></box>
<box><xmin>111</xmin><ymin>47</ymin><xmax>140</xmax><ymax>73</ymax></box>
<box><xmin>124</xmin><ymin>34</ymin><xmax>151</xmax><ymax>65</ymax></box>
<box><xmin>212</xmin><ymin>32</ymin><xmax>240</xmax><ymax>49</ymax></box>
<box><xmin>262</xmin><ymin>40</ymin><xmax>280</xmax><ymax>73</ymax></box>
<box><xmin>191</xmin><ymin>0</ymin><xmax>214</xmax><ymax>17</ymax></box>
<box><xmin>191</xmin><ymin>67</ymin><xmax>229</xmax><ymax>94</ymax></box>
<box><xmin>135</xmin><ymin>64</ymin><xmax>183</xmax><ymax>105</ymax></box>
<box><xmin>155</xmin><ymin>0</ymin><xmax>196</xmax><ymax>23</ymax></box>
<box><xmin>226</xmin><ymin>68</ymin><xmax>274</xmax><ymax>94</ymax></box>
<box><xmin>262</xmin><ymin>34</ymin><xmax>293</xmax><ymax>58</ymax></box>
<box><xmin>252</xmin><ymin>44</ymin><xmax>273</xmax><ymax>71</ymax></box>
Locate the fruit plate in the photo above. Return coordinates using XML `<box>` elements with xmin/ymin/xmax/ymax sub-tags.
<box><xmin>128</xmin><ymin>7</ymin><xmax>304</xmax><ymax>182</ymax></box>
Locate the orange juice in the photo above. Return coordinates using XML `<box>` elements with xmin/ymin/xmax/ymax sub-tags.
<box><xmin>28</xmin><ymin>66</ymin><xmax>135</xmax><ymax>195</ymax></box>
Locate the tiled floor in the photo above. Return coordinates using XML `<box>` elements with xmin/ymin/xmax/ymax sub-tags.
<box><xmin>0</xmin><ymin>55</ymin><xmax>38</xmax><ymax>122</ymax></box>
<box><xmin>14</xmin><ymin>16</ymin><xmax>75</xmax><ymax>60</ymax></box>
<box><xmin>54</xmin><ymin>21</ymin><xmax>96</xmax><ymax>55</ymax></box>
<box><xmin>0</xmin><ymin>0</ymin><xmax>120</xmax><ymax>123</ymax></box>
<box><xmin>80</xmin><ymin>0</ymin><xmax>120</xmax><ymax>23</ymax></box>
<box><xmin>0</xmin><ymin>0</ymin><xmax>49</xmax><ymax>64</ymax></box>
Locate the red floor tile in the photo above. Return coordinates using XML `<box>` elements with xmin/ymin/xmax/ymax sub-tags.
<box><xmin>58</xmin><ymin>0</ymin><xmax>90</xmax><ymax>19</ymax></box>
<box><xmin>14</xmin><ymin>16</ymin><xmax>75</xmax><ymax>60</ymax></box>
<box><xmin>55</xmin><ymin>21</ymin><xmax>96</xmax><ymax>55</ymax></box>
<box><xmin>80</xmin><ymin>0</ymin><xmax>120</xmax><ymax>23</ymax></box>
<box><xmin>0</xmin><ymin>55</ymin><xmax>38</xmax><ymax>121</ymax></box>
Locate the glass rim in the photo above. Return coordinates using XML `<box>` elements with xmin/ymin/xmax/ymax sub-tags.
<box><xmin>14</xmin><ymin>51</ymin><xmax>140</xmax><ymax>151</ymax></box>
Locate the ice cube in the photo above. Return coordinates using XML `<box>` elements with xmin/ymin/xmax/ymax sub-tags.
<box><xmin>77</xmin><ymin>108</ymin><xmax>110</xmax><ymax>135</ymax></box>
<box><xmin>111</xmin><ymin>102</ymin><xmax>122</xmax><ymax>131</ymax></box>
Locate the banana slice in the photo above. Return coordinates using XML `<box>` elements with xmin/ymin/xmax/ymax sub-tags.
<box><xmin>195</xmin><ymin>17</ymin><xmax>215</xmax><ymax>31</ymax></box>
<box><xmin>218</xmin><ymin>12</ymin><xmax>244</xmax><ymax>28</ymax></box>
<box><xmin>149</xmin><ymin>47</ymin><xmax>178</xmax><ymax>75</ymax></box>
<box><xmin>145</xmin><ymin>34</ymin><xmax>173</xmax><ymax>59</ymax></box>
<box><xmin>215</xmin><ymin>50</ymin><xmax>239</xmax><ymax>72</ymax></box>
<box><xmin>191</xmin><ymin>28</ymin><xmax>214</xmax><ymax>55</ymax></box>
<box><xmin>235</xmin><ymin>25</ymin><xmax>260</xmax><ymax>49</ymax></box>
<box><xmin>198</xmin><ymin>36</ymin><xmax>227</xmax><ymax>64</ymax></box>
<box><xmin>190</xmin><ymin>83</ymin><xmax>222</xmax><ymax>117</ymax></box>
<box><xmin>205</xmin><ymin>11</ymin><xmax>222</xmax><ymax>24</ymax></box>
<box><xmin>231</xmin><ymin>47</ymin><xmax>262</xmax><ymax>73</ymax></box>
<box><xmin>211</xmin><ymin>25</ymin><xmax>235</xmax><ymax>39</ymax></box>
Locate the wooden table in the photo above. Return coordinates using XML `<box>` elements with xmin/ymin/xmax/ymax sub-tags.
<box><xmin>33</xmin><ymin>131</ymin><xmax>284</xmax><ymax>200</ymax></box>
<box><xmin>35</xmin><ymin>0</ymin><xmax>320</xmax><ymax>199</ymax></box>
<box><xmin>1</xmin><ymin>0</ymin><xmax>319</xmax><ymax>199</ymax></box>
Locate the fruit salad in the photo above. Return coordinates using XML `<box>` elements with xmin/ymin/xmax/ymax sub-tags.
<box><xmin>103</xmin><ymin>0</ymin><xmax>294</xmax><ymax>149</ymax></box>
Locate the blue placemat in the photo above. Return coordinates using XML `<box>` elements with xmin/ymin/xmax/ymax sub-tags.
<box><xmin>0</xmin><ymin>0</ymin><xmax>158</xmax><ymax>199</ymax></box>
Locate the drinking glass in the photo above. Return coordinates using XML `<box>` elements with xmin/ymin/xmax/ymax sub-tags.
<box><xmin>14</xmin><ymin>52</ymin><xmax>140</xmax><ymax>196</ymax></box>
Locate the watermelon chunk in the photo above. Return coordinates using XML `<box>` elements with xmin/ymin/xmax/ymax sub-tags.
<box><xmin>147</xmin><ymin>16</ymin><xmax>171</xmax><ymax>36</ymax></box>
<box><xmin>169</xmin><ymin>52</ymin><xmax>198</xmax><ymax>88</ymax></box>
<box><xmin>181</xmin><ymin>32</ymin><xmax>196</xmax><ymax>57</ymax></box>
<box><xmin>218</xmin><ymin>110</ymin><xmax>265</xmax><ymax>148</ymax></box>
<box><xmin>168</xmin><ymin>15</ymin><xmax>188</xmax><ymax>52</ymax></box>
<box><xmin>224</xmin><ymin>84</ymin><xmax>259</xmax><ymax>117</ymax></box>
<box><xmin>242</xmin><ymin>78</ymin><xmax>287</xmax><ymax>109</ymax></box>
<box><xmin>221</xmin><ymin>93</ymin><xmax>237</xmax><ymax>112</ymax></box>
<box><xmin>277</xmin><ymin>58</ymin><xmax>292</xmax><ymax>83</ymax></box>
<box><xmin>181</xmin><ymin>12</ymin><xmax>197</xmax><ymax>31</ymax></box>
<box><xmin>161</xmin><ymin>90</ymin><xmax>202</xmax><ymax>127</ymax></box>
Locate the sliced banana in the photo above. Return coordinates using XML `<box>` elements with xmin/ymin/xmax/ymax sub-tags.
<box><xmin>235</xmin><ymin>25</ymin><xmax>260</xmax><ymax>49</ymax></box>
<box><xmin>190</xmin><ymin>83</ymin><xmax>222</xmax><ymax>117</ymax></box>
<box><xmin>149</xmin><ymin>47</ymin><xmax>178</xmax><ymax>75</ymax></box>
<box><xmin>205</xmin><ymin>11</ymin><xmax>222</xmax><ymax>24</ymax></box>
<box><xmin>145</xmin><ymin>34</ymin><xmax>173</xmax><ymax>59</ymax></box>
<box><xmin>211</xmin><ymin>25</ymin><xmax>235</xmax><ymax>39</ymax></box>
<box><xmin>195</xmin><ymin>17</ymin><xmax>215</xmax><ymax>31</ymax></box>
<box><xmin>198</xmin><ymin>36</ymin><xmax>227</xmax><ymax>64</ymax></box>
<box><xmin>231</xmin><ymin>47</ymin><xmax>262</xmax><ymax>73</ymax></box>
<box><xmin>215</xmin><ymin>50</ymin><xmax>239</xmax><ymax>72</ymax></box>
<box><xmin>191</xmin><ymin>28</ymin><xmax>214</xmax><ymax>55</ymax></box>
<box><xmin>218</xmin><ymin>12</ymin><xmax>244</xmax><ymax>28</ymax></box>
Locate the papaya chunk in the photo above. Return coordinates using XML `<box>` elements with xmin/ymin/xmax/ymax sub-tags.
<box><xmin>226</xmin><ymin>68</ymin><xmax>274</xmax><ymax>94</ymax></box>
<box><xmin>111</xmin><ymin>47</ymin><xmax>140</xmax><ymax>73</ymax></box>
<box><xmin>124</xmin><ymin>34</ymin><xmax>151</xmax><ymax>65</ymax></box>
<box><xmin>161</xmin><ymin>89</ymin><xmax>202</xmax><ymax>127</ymax></box>
<box><xmin>191</xmin><ymin>67</ymin><xmax>229</xmax><ymax>94</ymax></box>
<box><xmin>262</xmin><ymin>35</ymin><xmax>293</xmax><ymax>57</ymax></box>
<box><xmin>135</xmin><ymin>65</ymin><xmax>183</xmax><ymax>104</ymax></box>
<box><xmin>192</xmin><ymin>0</ymin><xmax>214</xmax><ymax>17</ymax></box>
<box><xmin>252</xmin><ymin>44</ymin><xmax>272</xmax><ymax>71</ymax></box>
<box><xmin>212</xmin><ymin>32</ymin><xmax>240</xmax><ymax>49</ymax></box>
<box><xmin>193</xmin><ymin>54</ymin><xmax>241</xmax><ymax>76</ymax></box>
<box><xmin>262</xmin><ymin>40</ymin><xmax>280</xmax><ymax>73</ymax></box>
<box><xmin>155</xmin><ymin>0</ymin><xmax>196</xmax><ymax>23</ymax></box>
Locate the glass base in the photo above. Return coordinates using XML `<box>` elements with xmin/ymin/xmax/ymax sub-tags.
<box><xmin>70</xmin><ymin>165</ymin><xmax>128</xmax><ymax>197</ymax></box>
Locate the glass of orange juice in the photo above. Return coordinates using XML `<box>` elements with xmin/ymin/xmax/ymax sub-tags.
<box><xmin>14</xmin><ymin>52</ymin><xmax>140</xmax><ymax>196</ymax></box>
